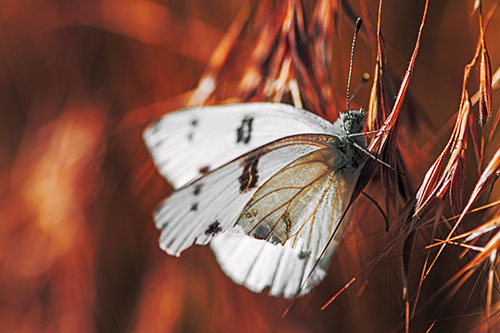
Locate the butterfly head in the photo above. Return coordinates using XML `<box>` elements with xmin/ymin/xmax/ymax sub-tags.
<box><xmin>340</xmin><ymin>108</ymin><xmax>366</xmax><ymax>135</ymax></box>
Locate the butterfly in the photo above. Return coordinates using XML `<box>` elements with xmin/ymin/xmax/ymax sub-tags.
<box><xmin>143</xmin><ymin>102</ymin><xmax>368</xmax><ymax>297</ymax></box>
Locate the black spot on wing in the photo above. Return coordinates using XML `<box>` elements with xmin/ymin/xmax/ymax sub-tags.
<box><xmin>205</xmin><ymin>221</ymin><xmax>222</xmax><ymax>235</ymax></box>
<box><xmin>157</xmin><ymin>220</ymin><xmax>168</xmax><ymax>230</ymax></box>
<box><xmin>154</xmin><ymin>205</ymin><xmax>168</xmax><ymax>230</ymax></box>
<box><xmin>253</xmin><ymin>224</ymin><xmax>270</xmax><ymax>239</ymax></box>
<box><xmin>298</xmin><ymin>251</ymin><xmax>311</xmax><ymax>260</ymax></box>
<box><xmin>238</xmin><ymin>155</ymin><xmax>260</xmax><ymax>192</ymax></box>
<box><xmin>270</xmin><ymin>236</ymin><xmax>282</xmax><ymax>244</ymax></box>
<box><xmin>199</xmin><ymin>165</ymin><xmax>209</xmax><ymax>175</ymax></box>
<box><xmin>236</xmin><ymin>116</ymin><xmax>254</xmax><ymax>144</ymax></box>
<box><xmin>187</xmin><ymin>119</ymin><xmax>198</xmax><ymax>140</ymax></box>
<box><xmin>190</xmin><ymin>202</ymin><xmax>198</xmax><ymax>211</ymax></box>
<box><xmin>193</xmin><ymin>184</ymin><xmax>203</xmax><ymax>196</ymax></box>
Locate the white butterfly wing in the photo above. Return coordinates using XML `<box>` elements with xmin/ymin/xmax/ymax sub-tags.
<box><xmin>143</xmin><ymin>102</ymin><xmax>335</xmax><ymax>188</ymax></box>
<box><xmin>210</xmin><ymin>232</ymin><xmax>338</xmax><ymax>298</ymax></box>
<box><xmin>210</xmin><ymin>147</ymin><xmax>361</xmax><ymax>297</ymax></box>
<box><xmin>155</xmin><ymin>134</ymin><xmax>336</xmax><ymax>257</ymax></box>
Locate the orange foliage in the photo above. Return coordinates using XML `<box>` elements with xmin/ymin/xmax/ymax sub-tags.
<box><xmin>2</xmin><ymin>0</ymin><xmax>500</xmax><ymax>332</ymax></box>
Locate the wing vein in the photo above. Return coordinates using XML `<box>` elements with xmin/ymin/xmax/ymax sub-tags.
<box><xmin>246</xmin><ymin>168</ymin><xmax>332</xmax><ymax>237</ymax></box>
<box><xmin>290</xmin><ymin>174</ymin><xmax>336</xmax><ymax>249</ymax></box>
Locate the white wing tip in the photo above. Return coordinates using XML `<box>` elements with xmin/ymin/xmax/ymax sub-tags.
<box><xmin>158</xmin><ymin>239</ymin><xmax>182</xmax><ymax>257</ymax></box>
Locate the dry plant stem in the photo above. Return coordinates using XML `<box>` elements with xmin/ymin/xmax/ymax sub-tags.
<box><xmin>477</xmin><ymin>1</ymin><xmax>492</xmax><ymax>127</ymax></box>
<box><xmin>422</xmin><ymin>210</ymin><xmax>500</xmax><ymax>244</ymax></box>
<box><xmin>411</xmin><ymin>204</ymin><xmax>444</xmax><ymax>318</ymax></box>
<box><xmin>425</xmin><ymin>143</ymin><xmax>500</xmax><ymax>279</ymax></box>
<box><xmin>320</xmin><ymin>232</ymin><xmax>401</xmax><ymax>311</ymax></box>
<box><xmin>320</xmin><ymin>277</ymin><xmax>356</xmax><ymax>311</ymax></box>
<box><xmin>445</xmin><ymin>230</ymin><xmax>500</xmax><ymax>310</ymax></box>
<box><xmin>367</xmin><ymin>0</ymin><xmax>387</xmax><ymax>132</ymax></box>
<box><xmin>412</xmin><ymin>4</ymin><xmax>493</xmax><ymax>220</ymax></box>
<box><xmin>404</xmin><ymin>296</ymin><xmax>409</xmax><ymax>333</ymax></box>
<box><xmin>188</xmin><ymin>2</ymin><xmax>254</xmax><ymax>106</ymax></box>
<box><xmin>367</xmin><ymin>0</ymin><xmax>428</xmax><ymax>185</ymax></box>
<box><xmin>363</xmin><ymin>0</ymin><xmax>430</xmax><ymax>327</ymax></box>
<box><xmin>416</xmin><ymin>149</ymin><xmax>500</xmax><ymax>317</ymax></box>
<box><xmin>486</xmin><ymin>249</ymin><xmax>497</xmax><ymax>319</ymax></box>
<box><xmin>412</xmin><ymin>4</ymin><xmax>497</xmax><ymax>290</ymax></box>
<box><xmin>430</xmin><ymin>1</ymin><xmax>500</xmax><ymax>215</ymax></box>
<box><xmin>424</xmin><ymin>322</ymin><xmax>436</xmax><ymax>333</ymax></box>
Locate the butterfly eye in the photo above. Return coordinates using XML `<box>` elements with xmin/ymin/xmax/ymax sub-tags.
<box><xmin>344</xmin><ymin>119</ymin><xmax>354</xmax><ymax>133</ymax></box>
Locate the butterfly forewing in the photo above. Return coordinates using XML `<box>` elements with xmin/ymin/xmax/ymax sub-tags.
<box><xmin>143</xmin><ymin>103</ymin><xmax>335</xmax><ymax>188</ymax></box>
<box><xmin>155</xmin><ymin>134</ymin><xmax>335</xmax><ymax>256</ymax></box>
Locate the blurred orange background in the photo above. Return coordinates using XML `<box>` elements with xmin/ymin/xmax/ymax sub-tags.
<box><xmin>1</xmin><ymin>0</ymin><xmax>499</xmax><ymax>332</ymax></box>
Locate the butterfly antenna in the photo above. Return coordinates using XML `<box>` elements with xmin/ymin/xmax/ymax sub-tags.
<box><xmin>346</xmin><ymin>18</ymin><xmax>362</xmax><ymax>112</ymax></box>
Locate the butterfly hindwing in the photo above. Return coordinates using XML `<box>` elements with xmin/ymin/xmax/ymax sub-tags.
<box><xmin>208</xmin><ymin>145</ymin><xmax>361</xmax><ymax>297</ymax></box>
<box><xmin>155</xmin><ymin>134</ymin><xmax>336</xmax><ymax>257</ymax></box>
<box><xmin>237</xmin><ymin>146</ymin><xmax>359</xmax><ymax>248</ymax></box>
<box><xmin>210</xmin><ymin>231</ymin><xmax>338</xmax><ymax>297</ymax></box>
<box><xmin>143</xmin><ymin>103</ymin><xmax>335</xmax><ymax>188</ymax></box>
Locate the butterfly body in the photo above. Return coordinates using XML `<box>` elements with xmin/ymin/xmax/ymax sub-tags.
<box><xmin>144</xmin><ymin>103</ymin><xmax>366</xmax><ymax>297</ymax></box>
